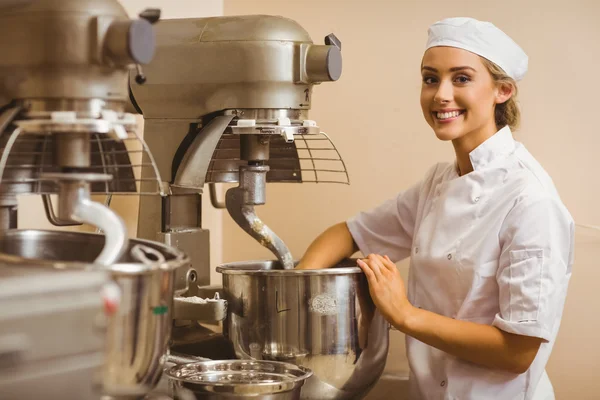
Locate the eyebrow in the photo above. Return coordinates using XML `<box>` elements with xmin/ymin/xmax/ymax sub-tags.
<box><xmin>421</xmin><ymin>66</ymin><xmax>477</xmax><ymax>73</ymax></box>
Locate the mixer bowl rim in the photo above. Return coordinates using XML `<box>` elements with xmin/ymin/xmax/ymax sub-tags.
<box><xmin>216</xmin><ymin>259</ymin><xmax>363</xmax><ymax>276</ymax></box>
<box><xmin>0</xmin><ymin>229</ymin><xmax>189</xmax><ymax>273</ymax></box>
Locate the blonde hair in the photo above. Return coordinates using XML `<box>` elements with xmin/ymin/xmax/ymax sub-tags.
<box><xmin>480</xmin><ymin>58</ymin><xmax>521</xmax><ymax>130</ymax></box>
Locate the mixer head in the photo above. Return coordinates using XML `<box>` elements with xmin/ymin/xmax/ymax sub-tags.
<box><xmin>129</xmin><ymin>15</ymin><xmax>348</xmax><ymax>272</ymax></box>
<box><xmin>129</xmin><ymin>15</ymin><xmax>348</xmax><ymax>191</ymax></box>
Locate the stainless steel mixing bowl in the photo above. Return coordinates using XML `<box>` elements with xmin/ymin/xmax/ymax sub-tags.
<box><xmin>216</xmin><ymin>260</ymin><xmax>389</xmax><ymax>400</ymax></box>
<box><xmin>0</xmin><ymin>229</ymin><xmax>190</xmax><ymax>397</ymax></box>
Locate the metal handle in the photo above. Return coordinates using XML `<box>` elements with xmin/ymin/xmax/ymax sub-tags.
<box><xmin>131</xmin><ymin>243</ymin><xmax>166</xmax><ymax>266</ymax></box>
<box><xmin>42</xmin><ymin>194</ymin><xmax>81</xmax><ymax>227</ymax></box>
<box><xmin>209</xmin><ymin>183</ymin><xmax>226</xmax><ymax>209</ymax></box>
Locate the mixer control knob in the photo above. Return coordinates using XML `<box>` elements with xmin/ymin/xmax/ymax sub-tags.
<box><xmin>104</xmin><ymin>19</ymin><xmax>156</xmax><ymax>66</ymax></box>
<box><xmin>305</xmin><ymin>43</ymin><xmax>342</xmax><ymax>82</ymax></box>
<box><xmin>325</xmin><ymin>33</ymin><xmax>342</xmax><ymax>50</ymax></box>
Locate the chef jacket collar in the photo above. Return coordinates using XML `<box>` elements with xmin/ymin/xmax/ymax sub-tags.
<box><xmin>467</xmin><ymin>125</ymin><xmax>516</xmax><ymax>171</ymax></box>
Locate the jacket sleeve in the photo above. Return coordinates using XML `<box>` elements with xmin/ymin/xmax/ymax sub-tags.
<box><xmin>492</xmin><ymin>194</ymin><xmax>574</xmax><ymax>341</ymax></box>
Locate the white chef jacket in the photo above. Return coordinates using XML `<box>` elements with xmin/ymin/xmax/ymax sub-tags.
<box><xmin>346</xmin><ymin>126</ymin><xmax>574</xmax><ymax>400</ymax></box>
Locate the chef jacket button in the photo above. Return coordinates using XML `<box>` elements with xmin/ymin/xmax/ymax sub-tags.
<box><xmin>415</xmin><ymin>247</ymin><xmax>419</xmax><ymax>254</ymax></box>
<box><xmin>447</xmin><ymin>254</ymin><xmax>452</xmax><ymax>260</ymax></box>
<box><xmin>441</xmin><ymin>380</ymin><xmax>446</xmax><ymax>387</ymax></box>
<box><xmin>474</xmin><ymin>196</ymin><xmax>480</xmax><ymax>203</ymax></box>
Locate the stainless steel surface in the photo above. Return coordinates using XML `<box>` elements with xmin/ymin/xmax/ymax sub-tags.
<box><xmin>0</xmin><ymin>265</ymin><xmax>109</xmax><ymax>400</ymax></box>
<box><xmin>217</xmin><ymin>260</ymin><xmax>389</xmax><ymax>400</ymax></box>
<box><xmin>166</xmin><ymin>360</ymin><xmax>312</xmax><ymax>400</ymax></box>
<box><xmin>0</xmin><ymin>229</ymin><xmax>189</xmax><ymax>398</ymax></box>
<box><xmin>226</xmin><ymin>166</ymin><xmax>294</xmax><ymax>270</ymax></box>
<box><xmin>129</xmin><ymin>16</ymin><xmax>340</xmax><ymax>119</ymax></box>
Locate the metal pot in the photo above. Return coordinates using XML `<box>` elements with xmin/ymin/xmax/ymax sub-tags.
<box><xmin>0</xmin><ymin>229</ymin><xmax>190</xmax><ymax>397</ymax></box>
<box><xmin>165</xmin><ymin>360</ymin><xmax>312</xmax><ymax>400</ymax></box>
<box><xmin>216</xmin><ymin>260</ymin><xmax>389</xmax><ymax>400</ymax></box>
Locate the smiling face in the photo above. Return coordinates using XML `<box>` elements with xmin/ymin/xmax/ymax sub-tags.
<box><xmin>420</xmin><ymin>46</ymin><xmax>511</xmax><ymax>145</ymax></box>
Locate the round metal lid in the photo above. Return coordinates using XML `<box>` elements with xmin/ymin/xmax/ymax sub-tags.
<box><xmin>0</xmin><ymin>229</ymin><xmax>189</xmax><ymax>273</ymax></box>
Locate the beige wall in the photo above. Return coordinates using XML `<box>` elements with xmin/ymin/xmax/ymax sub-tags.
<box><xmin>222</xmin><ymin>0</ymin><xmax>600</xmax><ymax>398</ymax></box>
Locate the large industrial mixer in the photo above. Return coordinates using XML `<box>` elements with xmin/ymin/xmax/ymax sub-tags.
<box><xmin>0</xmin><ymin>1</ymin><xmax>193</xmax><ymax>399</ymax></box>
<box><xmin>129</xmin><ymin>15</ymin><xmax>390</xmax><ymax>400</ymax></box>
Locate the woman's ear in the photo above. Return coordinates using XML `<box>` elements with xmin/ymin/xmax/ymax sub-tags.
<box><xmin>495</xmin><ymin>82</ymin><xmax>514</xmax><ymax>104</ymax></box>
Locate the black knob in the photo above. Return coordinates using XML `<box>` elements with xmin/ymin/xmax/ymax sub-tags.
<box><xmin>139</xmin><ymin>8</ymin><xmax>161</xmax><ymax>24</ymax></box>
<box><xmin>135</xmin><ymin>65</ymin><xmax>147</xmax><ymax>85</ymax></box>
<box><xmin>325</xmin><ymin>33</ymin><xmax>341</xmax><ymax>50</ymax></box>
<box><xmin>135</xmin><ymin>74</ymin><xmax>147</xmax><ymax>85</ymax></box>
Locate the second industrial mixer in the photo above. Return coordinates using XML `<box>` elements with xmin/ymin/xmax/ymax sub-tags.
<box><xmin>129</xmin><ymin>15</ymin><xmax>389</xmax><ymax>400</ymax></box>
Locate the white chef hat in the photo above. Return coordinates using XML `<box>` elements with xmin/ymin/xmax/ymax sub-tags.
<box><xmin>425</xmin><ymin>17</ymin><xmax>528</xmax><ymax>81</ymax></box>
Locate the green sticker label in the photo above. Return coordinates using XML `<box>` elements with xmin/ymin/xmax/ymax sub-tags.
<box><xmin>152</xmin><ymin>305</ymin><xmax>169</xmax><ymax>315</ymax></box>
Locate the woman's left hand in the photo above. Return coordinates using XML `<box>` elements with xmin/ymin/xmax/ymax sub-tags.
<box><xmin>357</xmin><ymin>254</ymin><xmax>413</xmax><ymax>327</ymax></box>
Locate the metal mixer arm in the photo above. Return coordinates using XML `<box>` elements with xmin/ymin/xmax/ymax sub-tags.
<box><xmin>75</xmin><ymin>196</ymin><xmax>127</xmax><ymax>266</ymax></box>
<box><xmin>49</xmin><ymin>176</ymin><xmax>128</xmax><ymax>266</ymax></box>
<box><xmin>225</xmin><ymin>184</ymin><xmax>294</xmax><ymax>270</ymax></box>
